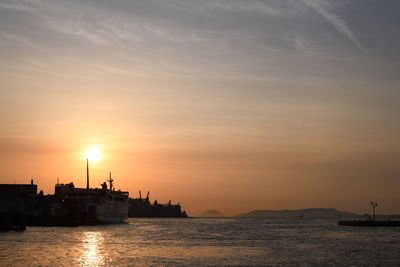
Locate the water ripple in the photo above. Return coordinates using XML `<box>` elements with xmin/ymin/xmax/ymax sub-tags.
<box><xmin>1</xmin><ymin>218</ymin><xmax>400</xmax><ymax>266</ymax></box>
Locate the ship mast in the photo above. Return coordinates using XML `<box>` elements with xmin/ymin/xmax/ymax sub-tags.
<box><xmin>108</xmin><ymin>172</ymin><xmax>114</xmax><ymax>191</ymax></box>
<box><xmin>86</xmin><ymin>158</ymin><xmax>90</xmax><ymax>190</ymax></box>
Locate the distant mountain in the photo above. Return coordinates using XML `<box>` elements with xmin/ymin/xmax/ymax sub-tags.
<box><xmin>235</xmin><ymin>208</ymin><xmax>359</xmax><ymax>219</ymax></box>
<box><xmin>200</xmin><ymin>210</ymin><xmax>224</xmax><ymax>217</ymax></box>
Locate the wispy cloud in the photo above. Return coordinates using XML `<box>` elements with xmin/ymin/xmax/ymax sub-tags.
<box><xmin>303</xmin><ymin>0</ymin><xmax>368</xmax><ymax>54</ymax></box>
<box><xmin>0</xmin><ymin>30</ymin><xmax>35</xmax><ymax>48</ymax></box>
<box><xmin>0</xmin><ymin>0</ymin><xmax>380</xmax><ymax>82</ymax></box>
<box><xmin>155</xmin><ymin>0</ymin><xmax>282</xmax><ymax>16</ymax></box>
<box><xmin>205</xmin><ymin>0</ymin><xmax>282</xmax><ymax>16</ymax></box>
<box><xmin>0</xmin><ymin>1</ymin><xmax>33</xmax><ymax>11</ymax></box>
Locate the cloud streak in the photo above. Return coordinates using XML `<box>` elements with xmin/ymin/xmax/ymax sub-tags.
<box><xmin>303</xmin><ymin>0</ymin><xmax>368</xmax><ymax>54</ymax></box>
<box><xmin>0</xmin><ymin>1</ymin><xmax>33</xmax><ymax>11</ymax></box>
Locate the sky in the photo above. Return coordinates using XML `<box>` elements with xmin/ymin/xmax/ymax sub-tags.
<box><xmin>0</xmin><ymin>0</ymin><xmax>399</xmax><ymax>216</ymax></box>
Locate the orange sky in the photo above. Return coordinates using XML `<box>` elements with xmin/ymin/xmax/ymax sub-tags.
<box><xmin>1</xmin><ymin>0</ymin><xmax>400</xmax><ymax>216</ymax></box>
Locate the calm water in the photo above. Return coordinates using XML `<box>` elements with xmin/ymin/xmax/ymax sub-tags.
<box><xmin>1</xmin><ymin>218</ymin><xmax>400</xmax><ymax>266</ymax></box>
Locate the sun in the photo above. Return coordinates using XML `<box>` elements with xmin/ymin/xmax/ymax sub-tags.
<box><xmin>85</xmin><ymin>146</ymin><xmax>101</xmax><ymax>161</ymax></box>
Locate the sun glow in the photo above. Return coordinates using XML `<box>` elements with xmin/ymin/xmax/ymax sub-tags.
<box><xmin>85</xmin><ymin>146</ymin><xmax>101</xmax><ymax>161</ymax></box>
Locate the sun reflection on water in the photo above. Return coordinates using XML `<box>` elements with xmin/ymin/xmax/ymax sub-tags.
<box><xmin>78</xmin><ymin>232</ymin><xmax>106</xmax><ymax>267</ymax></box>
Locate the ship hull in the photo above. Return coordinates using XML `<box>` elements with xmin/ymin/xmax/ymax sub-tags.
<box><xmin>96</xmin><ymin>198</ymin><xmax>128</xmax><ymax>224</ymax></box>
<box><xmin>97</xmin><ymin>216</ymin><xmax>126</xmax><ymax>224</ymax></box>
<box><xmin>30</xmin><ymin>186</ymin><xmax>129</xmax><ymax>226</ymax></box>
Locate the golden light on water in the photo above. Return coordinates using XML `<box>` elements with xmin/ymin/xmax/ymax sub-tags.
<box><xmin>79</xmin><ymin>232</ymin><xmax>106</xmax><ymax>267</ymax></box>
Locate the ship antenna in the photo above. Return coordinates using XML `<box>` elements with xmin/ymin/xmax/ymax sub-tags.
<box><xmin>108</xmin><ymin>172</ymin><xmax>114</xmax><ymax>191</ymax></box>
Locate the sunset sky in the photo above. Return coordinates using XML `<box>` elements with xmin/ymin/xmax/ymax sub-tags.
<box><xmin>1</xmin><ymin>0</ymin><xmax>399</xmax><ymax>216</ymax></box>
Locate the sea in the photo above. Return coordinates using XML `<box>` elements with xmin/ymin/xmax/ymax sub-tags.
<box><xmin>1</xmin><ymin>217</ymin><xmax>400</xmax><ymax>266</ymax></box>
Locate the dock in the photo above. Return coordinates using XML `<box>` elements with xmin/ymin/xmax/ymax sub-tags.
<box><xmin>0</xmin><ymin>181</ymin><xmax>37</xmax><ymax>231</ymax></box>
<box><xmin>338</xmin><ymin>220</ymin><xmax>400</xmax><ymax>227</ymax></box>
<box><xmin>338</xmin><ymin>201</ymin><xmax>400</xmax><ymax>227</ymax></box>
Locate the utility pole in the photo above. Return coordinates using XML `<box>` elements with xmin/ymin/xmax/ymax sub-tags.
<box><xmin>370</xmin><ymin>201</ymin><xmax>378</xmax><ymax>221</ymax></box>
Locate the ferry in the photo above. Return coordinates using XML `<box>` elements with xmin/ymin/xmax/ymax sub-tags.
<box><xmin>50</xmin><ymin>173</ymin><xmax>129</xmax><ymax>225</ymax></box>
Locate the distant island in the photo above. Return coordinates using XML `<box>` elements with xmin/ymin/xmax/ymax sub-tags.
<box><xmin>235</xmin><ymin>208</ymin><xmax>359</xmax><ymax>219</ymax></box>
<box><xmin>200</xmin><ymin>210</ymin><xmax>224</xmax><ymax>217</ymax></box>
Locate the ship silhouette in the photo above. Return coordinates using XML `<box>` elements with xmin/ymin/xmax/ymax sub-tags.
<box><xmin>29</xmin><ymin>173</ymin><xmax>129</xmax><ymax>226</ymax></box>
<box><xmin>1</xmin><ymin>175</ymin><xmax>187</xmax><ymax>230</ymax></box>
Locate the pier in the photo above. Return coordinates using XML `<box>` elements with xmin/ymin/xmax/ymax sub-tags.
<box><xmin>338</xmin><ymin>201</ymin><xmax>400</xmax><ymax>227</ymax></box>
